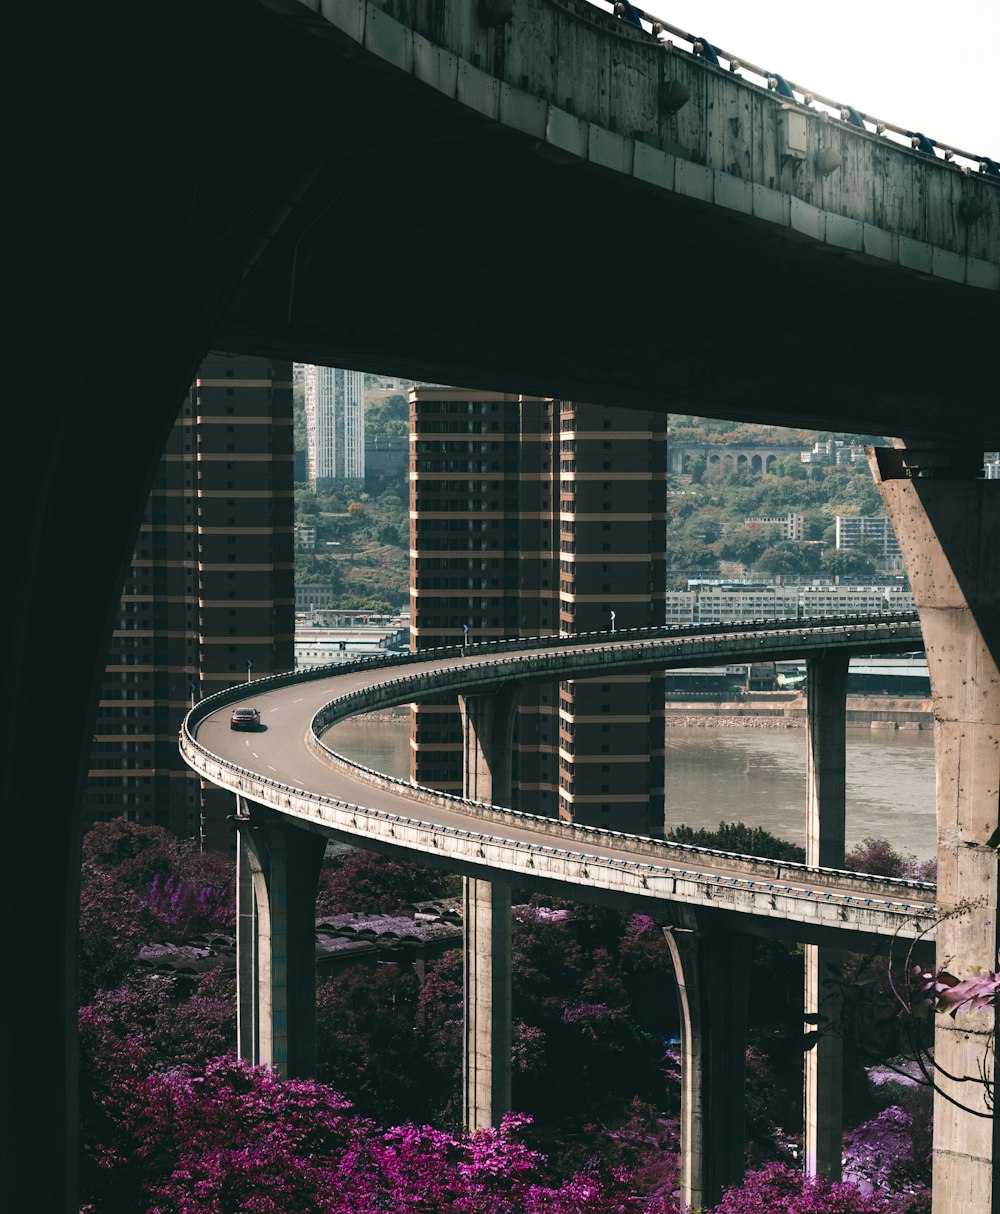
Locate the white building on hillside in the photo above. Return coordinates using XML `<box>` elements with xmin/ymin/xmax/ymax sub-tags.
<box><xmin>664</xmin><ymin>580</ymin><xmax>915</xmax><ymax>625</ymax></box>
<box><xmin>301</xmin><ymin>364</ymin><xmax>365</xmax><ymax>490</ymax></box>
<box><xmin>835</xmin><ymin>515</ymin><xmax>902</xmax><ymax>568</ymax></box>
<box><xmin>745</xmin><ymin>513</ymin><xmax>804</xmax><ymax>540</ymax></box>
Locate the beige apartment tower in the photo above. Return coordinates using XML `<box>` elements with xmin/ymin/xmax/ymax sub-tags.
<box><xmin>84</xmin><ymin>352</ymin><xmax>295</xmax><ymax>850</ymax></box>
<box><xmin>409</xmin><ymin>388</ymin><xmax>666</xmax><ymax>835</ymax></box>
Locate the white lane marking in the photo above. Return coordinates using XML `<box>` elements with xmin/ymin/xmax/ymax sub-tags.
<box><xmin>293</xmin><ymin>697</ymin><xmax>304</xmax><ymax>703</ymax></box>
<box><xmin>251</xmin><ymin>751</ymin><xmax>259</xmax><ymax>759</ymax></box>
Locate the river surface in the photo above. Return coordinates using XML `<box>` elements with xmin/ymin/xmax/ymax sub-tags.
<box><xmin>325</xmin><ymin>717</ymin><xmax>937</xmax><ymax>862</ymax></box>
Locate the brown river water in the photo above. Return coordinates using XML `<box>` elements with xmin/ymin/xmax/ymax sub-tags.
<box><xmin>324</xmin><ymin>716</ymin><xmax>937</xmax><ymax>862</ymax></box>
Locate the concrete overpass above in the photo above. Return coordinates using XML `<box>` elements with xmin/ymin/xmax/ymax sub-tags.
<box><xmin>212</xmin><ymin>0</ymin><xmax>1000</xmax><ymax>442</ymax></box>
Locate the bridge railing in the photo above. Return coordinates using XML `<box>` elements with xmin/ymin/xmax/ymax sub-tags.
<box><xmin>180</xmin><ymin>617</ymin><xmax>931</xmax><ymax>914</ymax></box>
<box><xmin>602</xmin><ymin>2</ymin><xmax>999</xmax><ymax>176</ymax></box>
<box><xmin>184</xmin><ymin>612</ymin><xmax>920</xmax><ymax>732</ymax></box>
<box><xmin>184</xmin><ymin>736</ymin><xmax>935</xmax><ymax>933</ymax></box>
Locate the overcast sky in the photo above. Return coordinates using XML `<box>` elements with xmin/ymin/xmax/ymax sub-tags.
<box><xmin>629</xmin><ymin>0</ymin><xmax>998</xmax><ymax>159</ymax></box>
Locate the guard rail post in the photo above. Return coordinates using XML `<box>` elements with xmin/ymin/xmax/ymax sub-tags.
<box><xmin>664</xmin><ymin>923</ymin><xmax>753</xmax><ymax>1211</ymax></box>
<box><xmin>803</xmin><ymin>652</ymin><xmax>849</xmax><ymax>1179</ymax></box>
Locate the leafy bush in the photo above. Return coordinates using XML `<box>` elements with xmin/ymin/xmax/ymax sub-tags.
<box><xmin>78</xmin><ymin>1052</ymin><xmax>640</xmax><ymax>1214</ymax></box>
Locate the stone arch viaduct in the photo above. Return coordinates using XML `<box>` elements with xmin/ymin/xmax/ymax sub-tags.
<box><xmin>5</xmin><ymin>1</ymin><xmax>998</xmax><ymax>1211</ymax></box>
<box><xmin>667</xmin><ymin>443</ymin><xmax>804</xmax><ymax>478</ymax></box>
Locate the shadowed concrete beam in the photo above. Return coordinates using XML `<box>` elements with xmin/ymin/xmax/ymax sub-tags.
<box><xmin>870</xmin><ymin>445</ymin><xmax>1000</xmax><ymax>1214</ymax></box>
<box><xmin>804</xmin><ymin>654</ymin><xmax>848</xmax><ymax>1178</ymax></box>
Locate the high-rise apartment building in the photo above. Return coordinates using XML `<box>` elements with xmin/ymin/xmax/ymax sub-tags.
<box><xmin>301</xmin><ymin>364</ymin><xmax>365</xmax><ymax>490</ymax></box>
<box><xmin>409</xmin><ymin>388</ymin><xmax>667</xmax><ymax>835</ymax></box>
<box><xmin>85</xmin><ymin>352</ymin><xmax>295</xmax><ymax>850</ymax></box>
<box><xmin>835</xmin><ymin>514</ymin><xmax>902</xmax><ymax>562</ymax></box>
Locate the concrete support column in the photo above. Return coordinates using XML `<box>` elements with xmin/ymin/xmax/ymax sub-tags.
<box><xmin>458</xmin><ymin>685</ymin><xmax>520</xmax><ymax>807</ymax></box>
<box><xmin>665</xmin><ymin>925</ymin><xmax>753</xmax><ymax>1211</ymax></box>
<box><xmin>463</xmin><ymin>877</ymin><xmax>512</xmax><ymax>1130</ymax></box>
<box><xmin>234</xmin><ymin>801</ymin><xmax>326</xmax><ymax>1077</ymax></box>
<box><xmin>870</xmin><ymin>446</ymin><xmax>1000</xmax><ymax>1214</ymax></box>
<box><xmin>806</xmin><ymin>653</ymin><xmax>849</xmax><ymax>867</ymax></box>
<box><xmin>803</xmin><ymin>653</ymin><xmax>848</xmax><ymax>1179</ymax></box>
<box><xmin>458</xmin><ymin>688</ymin><xmax>518</xmax><ymax>1131</ymax></box>
<box><xmin>236</xmin><ymin>805</ymin><xmax>263</xmax><ymax>1064</ymax></box>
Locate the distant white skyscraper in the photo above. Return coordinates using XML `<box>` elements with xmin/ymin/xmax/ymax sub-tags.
<box><xmin>300</xmin><ymin>364</ymin><xmax>365</xmax><ymax>490</ymax></box>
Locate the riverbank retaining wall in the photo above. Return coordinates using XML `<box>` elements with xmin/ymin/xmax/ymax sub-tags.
<box><xmin>664</xmin><ymin>694</ymin><xmax>933</xmax><ymax>729</ymax></box>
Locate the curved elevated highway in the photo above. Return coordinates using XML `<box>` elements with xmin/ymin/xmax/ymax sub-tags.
<box><xmin>181</xmin><ymin>614</ymin><xmax>936</xmax><ymax>950</ymax></box>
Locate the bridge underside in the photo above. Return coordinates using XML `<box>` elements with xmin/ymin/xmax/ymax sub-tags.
<box><xmin>216</xmin><ymin>1</ymin><xmax>998</xmax><ymax>443</ymax></box>
<box><xmin>15</xmin><ymin>2</ymin><xmax>991</xmax><ymax>444</ymax></box>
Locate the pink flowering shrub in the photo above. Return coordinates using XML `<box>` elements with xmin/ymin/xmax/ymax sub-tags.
<box><xmin>915</xmin><ymin>952</ymin><xmax>1000</xmax><ymax>1017</ymax></box>
<box><xmin>79</xmin><ymin>1049</ymin><xmax>640</xmax><ymax>1214</ymax></box>
<box><xmin>843</xmin><ymin>1105</ymin><xmax>928</xmax><ymax>1196</ymax></box>
<box><xmin>88</xmin><ymin>967</ymin><xmax>236</xmax><ymax>1070</ymax></box>
<box><xmin>709</xmin><ymin>1161</ymin><xmax>897</xmax><ymax>1213</ymax></box>
<box><xmin>80</xmin><ymin>820</ymin><xmax>234</xmax><ymax>999</ymax></box>
<box><xmin>146</xmin><ymin>872</ymin><xmax>233</xmax><ymax>938</ymax></box>
<box><xmin>316</xmin><ymin>848</ymin><xmax>459</xmax><ymax>915</ymax></box>
<box><xmin>79</xmin><ymin>866</ymin><xmax>155</xmax><ymax>1000</ymax></box>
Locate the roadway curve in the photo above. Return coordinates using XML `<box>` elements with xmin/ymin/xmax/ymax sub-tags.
<box><xmin>181</xmin><ymin>616</ymin><xmax>937</xmax><ymax>952</ymax></box>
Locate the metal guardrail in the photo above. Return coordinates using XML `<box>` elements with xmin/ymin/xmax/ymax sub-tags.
<box><xmin>184</xmin><ymin>612</ymin><xmax>921</xmax><ymax>730</ymax></box>
<box><xmin>180</xmin><ymin>616</ymin><xmax>935</xmax><ymax>933</ymax></box>
<box><xmin>606</xmin><ymin>2</ymin><xmax>999</xmax><ymax>177</ymax></box>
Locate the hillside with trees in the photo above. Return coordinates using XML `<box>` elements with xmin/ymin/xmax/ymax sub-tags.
<box><xmin>666</xmin><ymin>418</ymin><xmax>894</xmax><ymax>583</ymax></box>
<box><xmin>295</xmin><ymin>475</ymin><xmax>409</xmax><ymax>614</ymax></box>
<box><xmin>292</xmin><ymin>413</ymin><xmax>898</xmax><ymax>613</ymax></box>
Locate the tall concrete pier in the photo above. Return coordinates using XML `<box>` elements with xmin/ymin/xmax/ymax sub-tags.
<box><xmin>235</xmin><ymin>806</ymin><xmax>326</xmax><ymax>1076</ymax></box>
<box><xmin>804</xmin><ymin>654</ymin><xmax>849</xmax><ymax>1178</ymax></box>
<box><xmin>871</xmin><ymin>447</ymin><xmax>1000</xmax><ymax>1214</ymax></box>
<box><xmin>459</xmin><ymin>689</ymin><xmax>519</xmax><ymax>1129</ymax></box>
<box><xmin>665</xmin><ymin>923</ymin><xmax>753</xmax><ymax>1210</ymax></box>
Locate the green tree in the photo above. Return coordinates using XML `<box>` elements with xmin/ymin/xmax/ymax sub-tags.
<box><xmin>687</xmin><ymin>453</ymin><xmax>706</xmax><ymax>484</ymax></box>
<box><xmin>365</xmin><ymin>393</ymin><xmax>408</xmax><ymax>439</ymax></box>
<box><xmin>778</xmin><ymin>456</ymin><xmax>808</xmax><ymax>480</ymax></box>
<box><xmin>720</xmin><ymin>527</ymin><xmax>778</xmax><ymax>566</ymax></box>
<box><xmin>821</xmin><ymin>549</ymin><xmax>877</xmax><ymax>578</ymax></box>
<box><xmin>756</xmin><ymin>541</ymin><xmax>821</xmax><ymax>576</ymax></box>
